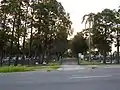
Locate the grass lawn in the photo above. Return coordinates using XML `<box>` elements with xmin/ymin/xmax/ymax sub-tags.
<box><xmin>0</xmin><ymin>63</ymin><xmax>60</xmax><ymax>73</ymax></box>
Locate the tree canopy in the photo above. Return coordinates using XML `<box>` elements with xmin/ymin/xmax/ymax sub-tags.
<box><xmin>82</xmin><ymin>8</ymin><xmax>120</xmax><ymax>63</ymax></box>
<box><xmin>71</xmin><ymin>32</ymin><xmax>88</xmax><ymax>57</ymax></box>
<box><xmin>0</xmin><ymin>0</ymin><xmax>73</xmax><ymax>66</ymax></box>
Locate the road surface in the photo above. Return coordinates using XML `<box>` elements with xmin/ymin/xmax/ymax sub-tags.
<box><xmin>62</xmin><ymin>58</ymin><xmax>77</xmax><ymax>65</ymax></box>
<box><xmin>0</xmin><ymin>67</ymin><xmax>120</xmax><ymax>90</ymax></box>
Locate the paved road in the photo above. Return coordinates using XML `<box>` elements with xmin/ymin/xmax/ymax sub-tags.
<box><xmin>62</xmin><ymin>58</ymin><xmax>77</xmax><ymax>65</ymax></box>
<box><xmin>59</xmin><ymin>58</ymin><xmax>84</xmax><ymax>71</ymax></box>
<box><xmin>58</xmin><ymin>65</ymin><xmax>85</xmax><ymax>70</ymax></box>
<box><xmin>0</xmin><ymin>67</ymin><xmax>120</xmax><ymax>90</ymax></box>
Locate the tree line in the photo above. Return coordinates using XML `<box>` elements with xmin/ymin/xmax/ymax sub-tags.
<box><xmin>71</xmin><ymin>8</ymin><xmax>120</xmax><ymax>64</ymax></box>
<box><xmin>1</xmin><ymin>0</ymin><xmax>120</xmax><ymax>65</ymax></box>
<box><xmin>0</xmin><ymin>0</ymin><xmax>73</xmax><ymax>66</ymax></box>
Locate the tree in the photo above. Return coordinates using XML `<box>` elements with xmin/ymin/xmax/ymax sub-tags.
<box><xmin>0</xmin><ymin>0</ymin><xmax>10</xmax><ymax>66</ymax></box>
<box><xmin>112</xmin><ymin>8</ymin><xmax>120</xmax><ymax>64</ymax></box>
<box><xmin>32</xmin><ymin>0</ymin><xmax>72</xmax><ymax>64</ymax></box>
<box><xmin>51</xmin><ymin>39</ymin><xmax>68</xmax><ymax>63</ymax></box>
<box><xmin>0</xmin><ymin>31</ymin><xmax>9</xmax><ymax>66</ymax></box>
<box><xmin>92</xmin><ymin>9</ymin><xmax>115</xmax><ymax>64</ymax></box>
<box><xmin>0</xmin><ymin>0</ymin><xmax>73</xmax><ymax>66</ymax></box>
<box><xmin>5</xmin><ymin>0</ymin><xmax>18</xmax><ymax>65</ymax></box>
<box><xmin>71</xmin><ymin>32</ymin><xmax>88</xmax><ymax>58</ymax></box>
<box><xmin>82</xmin><ymin>13</ymin><xmax>95</xmax><ymax>61</ymax></box>
<box><xmin>28</xmin><ymin>0</ymin><xmax>35</xmax><ymax>59</ymax></box>
<box><xmin>21</xmin><ymin>0</ymin><xmax>29</xmax><ymax>65</ymax></box>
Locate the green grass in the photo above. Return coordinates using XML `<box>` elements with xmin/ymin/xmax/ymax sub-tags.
<box><xmin>44</xmin><ymin>63</ymin><xmax>60</xmax><ymax>72</ymax></box>
<box><xmin>0</xmin><ymin>66</ymin><xmax>35</xmax><ymax>73</ymax></box>
<box><xmin>80</xmin><ymin>60</ymin><xmax>102</xmax><ymax>65</ymax></box>
<box><xmin>0</xmin><ymin>63</ymin><xmax>60</xmax><ymax>73</ymax></box>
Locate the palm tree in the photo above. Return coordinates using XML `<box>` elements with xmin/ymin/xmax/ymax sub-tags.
<box><xmin>82</xmin><ymin>13</ymin><xmax>95</xmax><ymax>61</ymax></box>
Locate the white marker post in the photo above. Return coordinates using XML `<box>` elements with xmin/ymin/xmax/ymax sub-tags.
<box><xmin>78</xmin><ymin>53</ymin><xmax>82</xmax><ymax>65</ymax></box>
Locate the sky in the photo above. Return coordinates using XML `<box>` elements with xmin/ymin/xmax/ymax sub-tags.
<box><xmin>57</xmin><ymin>0</ymin><xmax>120</xmax><ymax>52</ymax></box>
<box><xmin>57</xmin><ymin>0</ymin><xmax>120</xmax><ymax>35</ymax></box>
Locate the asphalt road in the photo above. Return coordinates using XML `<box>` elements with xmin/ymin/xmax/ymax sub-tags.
<box><xmin>0</xmin><ymin>67</ymin><xmax>120</xmax><ymax>90</ymax></box>
<box><xmin>62</xmin><ymin>58</ymin><xmax>77</xmax><ymax>65</ymax></box>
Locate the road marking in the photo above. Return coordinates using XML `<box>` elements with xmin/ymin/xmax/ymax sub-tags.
<box><xmin>57</xmin><ymin>65</ymin><xmax>85</xmax><ymax>71</ymax></box>
<box><xmin>70</xmin><ymin>75</ymin><xmax>112</xmax><ymax>79</ymax></box>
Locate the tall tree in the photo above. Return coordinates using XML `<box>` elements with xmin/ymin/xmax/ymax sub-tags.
<box><xmin>0</xmin><ymin>0</ymin><xmax>10</xmax><ymax>66</ymax></box>
<box><xmin>92</xmin><ymin>9</ymin><xmax>115</xmax><ymax>64</ymax></box>
<box><xmin>13</xmin><ymin>0</ymin><xmax>23</xmax><ymax>66</ymax></box>
<box><xmin>32</xmin><ymin>0</ymin><xmax>72</xmax><ymax>64</ymax></box>
<box><xmin>82</xmin><ymin>13</ymin><xmax>95</xmax><ymax>61</ymax></box>
<box><xmin>112</xmin><ymin>8</ymin><xmax>120</xmax><ymax>64</ymax></box>
<box><xmin>71</xmin><ymin>32</ymin><xmax>88</xmax><ymax>58</ymax></box>
<box><xmin>7</xmin><ymin>0</ymin><xmax>20</xmax><ymax>65</ymax></box>
<box><xmin>28</xmin><ymin>0</ymin><xmax>35</xmax><ymax>59</ymax></box>
<box><xmin>0</xmin><ymin>0</ymin><xmax>73</xmax><ymax>65</ymax></box>
<box><xmin>21</xmin><ymin>0</ymin><xmax>29</xmax><ymax>65</ymax></box>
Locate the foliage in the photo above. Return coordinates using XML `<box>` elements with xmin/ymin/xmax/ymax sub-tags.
<box><xmin>82</xmin><ymin>8</ymin><xmax>120</xmax><ymax>64</ymax></box>
<box><xmin>0</xmin><ymin>0</ymin><xmax>73</xmax><ymax>65</ymax></box>
<box><xmin>71</xmin><ymin>32</ymin><xmax>88</xmax><ymax>57</ymax></box>
<box><xmin>91</xmin><ymin>9</ymin><xmax>116</xmax><ymax>63</ymax></box>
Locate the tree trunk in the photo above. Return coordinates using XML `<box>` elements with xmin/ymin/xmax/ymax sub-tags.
<box><xmin>103</xmin><ymin>51</ymin><xmax>106</xmax><ymax>64</ymax></box>
<box><xmin>14</xmin><ymin>56</ymin><xmax>18</xmax><ymax>66</ymax></box>
<box><xmin>15</xmin><ymin>14</ymin><xmax>21</xmax><ymax>66</ymax></box>
<box><xmin>116</xmin><ymin>26</ymin><xmax>119</xmax><ymax>64</ymax></box>
<box><xmin>103</xmin><ymin>27</ymin><xmax>107</xmax><ymax>64</ymax></box>
<box><xmin>40</xmin><ymin>52</ymin><xmax>45</xmax><ymax>64</ymax></box>
<box><xmin>22</xmin><ymin>21</ymin><xmax>27</xmax><ymax>65</ymax></box>
<box><xmin>16</xmin><ymin>28</ymin><xmax>20</xmax><ymax>66</ymax></box>
<box><xmin>110</xmin><ymin>54</ymin><xmax>112</xmax><ymax>64</ymax></box>
<box><xmin>0</xmin><ymin>50</ymin><xmax>3</xmax><ymax>66</ymax></box>
<box><xmin>1</xmin><ymin>13</ymin><xmax>7</xmax><ymax>66</ymax></box>
<box><xmin>29</xmin><ymin>0</ymin><xmax>35</xmax><ymax>60</ymax></box>
<box><xmin>89</xmin><ymin>22</ymin><xmax>91</xmax><ymax>62</ymax></box>
<box><xmin>9</xmin><ymin>15</ymin><xmax>16</xmax><ymax>66</ymax></box>
<box><xmin>56</xmin><ymin>53</ymin><xmax>60</xmax><ymax>61</ymax></box>
<box><xmin>29</xmin><ymin>21</ymin><xmax>33</xmax><ymax>59</ymax></box>
<box><xmin>22</xmin><ymin>6</ymin><xmax>29</xmax><ymax>65</ymax></box>
<box><xmin>76</xmin><ymin>54</ymin><xmax>80</xmax><ymax>65</ymax></box>
<box><xmin>83</xmin><ymin>53</ymin><xmax>85</xmax><ymax>60</ymax></box>
<box><xmin>22</xmin><ymin>32</ymin><xmax>26</xmax><ymax>65</ymax></box>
